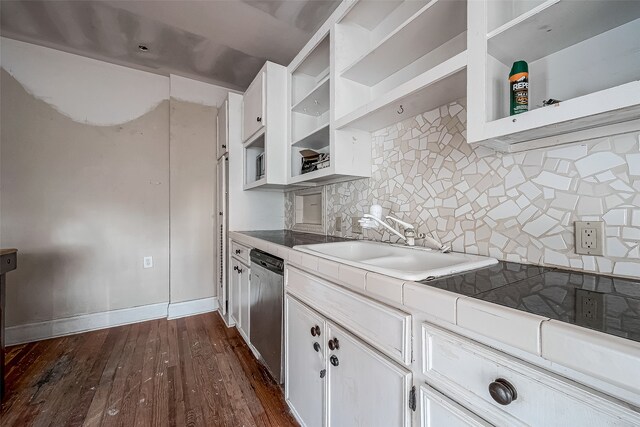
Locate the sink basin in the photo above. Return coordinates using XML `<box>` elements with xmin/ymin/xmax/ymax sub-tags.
<box><xmin>294</xmin><ymin>241</ymin><xmax>498</xmax><ymax>281</ymax></box>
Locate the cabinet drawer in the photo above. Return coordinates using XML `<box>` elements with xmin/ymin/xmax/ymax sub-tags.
<box><xmin>541</xmin><ymin>321</ymin><xmax>640</xmax><ymax>402</ymax></box>
<box><xmin>422</xmin><ymin>323</ymin><xmax>640</xmax><ymax>426</ymax></box>
<box><xmin>230</xmin><ymin>241</ymin><xmax>251</xmax><ymax>263</ymax></box>
<box><xmin>420</xmin><ymin>385</ymin><xmax>492</xmax><ymax>427</ymax></box>
<box><xmin>286</xmin><ymin>266</ymin><xmax>411</xmax><ymax>365</ymax></box>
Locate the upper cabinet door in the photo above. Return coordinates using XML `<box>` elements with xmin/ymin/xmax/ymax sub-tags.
<box><xmin>217</xmin><ymin>99</ymin><xmax>228</xmax><ymax>159</ymax></box>
<box><xmin>326</xmin><ymin>321</ymin><xmax>412</xmax><ymax>427</ymax></box>
<box><xmin>242</xmin><ymin>71</ymin><xmax>265</xmax><ymax>142</ymax></box>
<box><xmin>285</xmin><ymin>296</ymin><xmax>326</xmax><ymax>427</ymax></box>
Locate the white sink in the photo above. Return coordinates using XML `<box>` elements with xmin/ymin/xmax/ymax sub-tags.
<box><xmin>294</xmin><ymin>241</ymin><xmax>498</xmax><ymax>281</ymax></box>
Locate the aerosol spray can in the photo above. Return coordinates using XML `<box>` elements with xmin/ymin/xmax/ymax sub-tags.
<box><xmin>509</xmin><ymin>60</ymin><xmax>528</xmax><ymax>115</ymax></box>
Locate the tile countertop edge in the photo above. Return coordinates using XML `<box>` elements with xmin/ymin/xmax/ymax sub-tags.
<box><xmin>230</xmin><ymin>231</ymin><xmax>640</xmax><ymax>350</ymax></box>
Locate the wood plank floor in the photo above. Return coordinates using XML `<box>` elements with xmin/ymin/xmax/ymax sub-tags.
<box><xmin>0</xmin><ymin>312</ymin><xmax>299</xmax><ymax>427</ymax></box>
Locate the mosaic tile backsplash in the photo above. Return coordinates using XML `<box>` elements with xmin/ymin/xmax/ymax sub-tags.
<box><xmin>285</xmin><ymin>99</ymin><xmax>640</xmax><ymax>279</ymax></box>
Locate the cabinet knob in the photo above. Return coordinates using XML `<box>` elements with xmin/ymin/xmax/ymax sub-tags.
<box><xmin>256</xmin><ymin>116</ymin><xmax>262</xmax><ymax>122</ymax></box>
<box><xmin>233</xmin><ymin>266</ymin><xmax>238</xmax><ymax>271</ymax></box>
<box><xmin>310</xmin><ymin>325</ymin><xmax>320</xmax><ymax>337</ymax></box>
<box><xmin>237</xmin><ymin>268</ymin><xmax>243</xmax><ymax>274</ymax></box>
<box><xmin>235</xmin><ymin>249</ymin><xmax>241</xmax><ymax>254</ymax></box>
<box><xmin>319</xmin><ymin>369</ymin><xmax>326</xmax><ymax>379</ymax></box>
<box><xmin>313</xmin><ymin>342</ymin><xmax>321</xmax><ymax>352</ymax></box>
<box><xmin>330</xmin><ymin>355</ymin><xmax>339</xmax><ymax>367</ymax></box>
<box><xmin>489</xmin><ymin>378</ymin><xmax>517</xmax><ymax>406</ymax></box>
<box><xmin>222</xmin><ymin>144</ymin><xmax>226</xmax><ymax>148</ymax></box>
<box><xmin>328</xmin><ymin>338</ymin><xmax>340</xmax><ymax>351</ymax></box>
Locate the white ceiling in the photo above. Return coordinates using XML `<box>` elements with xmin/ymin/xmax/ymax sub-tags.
<box><xmin>0</xmin><ymin>0</ymin><xmax>340</xmax><ymax>91</ymax></box>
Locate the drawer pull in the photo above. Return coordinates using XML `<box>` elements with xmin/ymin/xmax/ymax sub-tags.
<box><xmin>328</xmin><ymin>338</ymin><xmax>340</xmax><ymax>350</ymax></box>
<box><xmin>489</xmin><ymin>378</ymin><xmax>517</xmax><ymax>406</ymax></box>
<box><xmin>310</xmin><ymin>325</ymin><xmax>321</xmax><ymax>337</ymax></box>
<box><xmin>330</xmin><ymin>355</ymin><xmax>339</xmax><ymax>367</ymax></box>
<box><xmin>313</xmin><ymin>342</ymin><xmax>321</xmax><ymax>352</ymax></box>
<box><xmin>235</xmin><ymin>249</ymin><xmax>241</xmax><ymax>255</ymax></box>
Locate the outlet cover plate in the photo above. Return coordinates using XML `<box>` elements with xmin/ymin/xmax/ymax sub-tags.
<box><xmin>351</xmin><ymin>216</ymin><xmax>363</xmax><ymax>234</ymax></box>
<box><xmin>575</xmin><ymin>289</ymin><xmax>605</xmax><ymax>329</ymax></box>
<box><xmin>574</xmin><ymin>220</ymin><xmax>605</xmax><ymax>256</ymax></box>
<box><xmin>144</xmin><ymin>256</ymin><xmax>153</xmax><ymax>269</ymax></box>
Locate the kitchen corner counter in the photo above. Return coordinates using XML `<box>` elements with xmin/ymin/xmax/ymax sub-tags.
<box><xmin>235</xmin><ymin>230</ymin><xmax>351</xmax><ymax>248</ymax></box>
<box><xmin>232</xmin><ymin>230</ymin><xmax>640</xmax><ymax>344</ymax></box>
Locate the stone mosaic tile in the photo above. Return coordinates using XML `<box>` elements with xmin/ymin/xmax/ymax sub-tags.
<box><xmin>285</xmin><ymin>99</ymin><xmax>640</xmax><ymax>279</ymax></box>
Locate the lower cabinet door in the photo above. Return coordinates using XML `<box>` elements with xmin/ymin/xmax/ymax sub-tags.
<box><xmin>285</xmin><ymin>296</ymin><xmax>326</xmax><ymax>427</ymax></box>
<box><xmin>327</xmin><ymin>321</ymin><xmax>412</xmax><ymax>427</ymax></box>
<box><xmin>230</xmin><ymin>258</ymin><xmax>241</xmax><ymax>327</ymax></box>
<box><xmin>238</xmin><ymin>264</ymin><xmax>250</xmax><ymax>341</ymax></box>
<box><xmin>420</xmin><ymin>386</ymin><xmax>492</xmax><ymax>427</ymax></box>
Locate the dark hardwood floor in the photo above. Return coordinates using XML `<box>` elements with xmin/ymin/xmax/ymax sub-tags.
<box><xmin>0</xmin><ymin>312</ymin><xmax>298</xmax><ymax>426</ymax></box>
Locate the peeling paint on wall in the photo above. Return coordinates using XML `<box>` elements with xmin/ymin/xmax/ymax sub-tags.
<box><xmin>1</xmin><ymin>37</ymin><xmax>169</xmax><ymax>126</ymax></box>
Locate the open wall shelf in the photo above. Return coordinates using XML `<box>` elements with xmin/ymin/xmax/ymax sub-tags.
<box><xmin>340</xmin><ymin>0</ymin><xmax>467</xmax><ymax>86</ymax></box>
<box><xmin>336</xmin><ymin>52</ymin><xmax>467</xmax><ymax>132</ymax></box>
<box><xmin>468</xmin><ymin>0</ymin><xmax>640</xmax><ymax>151</ymax></box>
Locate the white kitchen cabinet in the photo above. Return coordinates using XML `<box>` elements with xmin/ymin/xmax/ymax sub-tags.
<box><xmin>217</xmin><ymin>98</ymin><xmax>228</xmax><ymax>159</ymax></box>
<box><xmin>285</xmin><ymin>296</ymin><xmax>326</xmax><ymax>427</ymax></box>
<box><xmin>285</xmin><ymin>292</ymin><xmax>413</xmax><ymax>427</ymax></box>
<box><xmin>229</xmin><ymin>257</ymin><xmax>241</xmax><ymax>327</ymax></box>
<box><xmin>242</xmin><ymin>71</ymin><xmax>265</xmax><ymax>142</ymax></box>
<box><xmin>420</xmin><ymin>385</ymin><xmax>491</xmax><ymax>427</ymax></box>
<box><xmin>327</xmin><ymin>321</ymin><xmax>412</xmax><ymax>427</ymax></box>
<box><xmin>242</xmin><ymin>62</ymin><xmax>288</xmax><ymax>190</ymax></box>
<box><xmin>467</xmin><ymin>0</ymin><xmax>640</xmax><ymax>152</ymax></box>
<box><xmin>230</xmin><ymin>257</ymin><xmax>250</xmax><ymax>343</ymax></box>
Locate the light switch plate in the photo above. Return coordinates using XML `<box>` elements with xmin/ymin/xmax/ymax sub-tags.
<box><xmin>574</xmin><ymin>221</ymin><xmax>605</xmax><ymax>256</ymax></box>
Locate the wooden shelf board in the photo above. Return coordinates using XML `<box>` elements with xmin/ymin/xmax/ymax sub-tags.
<box><xmin>479</xmin><ymin>80</ymin><xmax>640</xmax><ymax>146</ymax></box>
<box><xmin>292</xmin><ymin>123</ymin><xmax>330</xmax><ymax>149</ymax></box>
<box><xmin>342</xmin><ymin>0</ymin><xmax>405</xmax><ymax>31</ymax></box>
<box><xmin>487</xmin><ymin>0</ymin><xmax>640</xmax><ymax>64</ymax></box>
<box><xmin>289</xmin><ymin>166</ymin><xmax>335</xmax><ymax>184</ymax></box>
<box><xmin>291</xmin><ymin>75</ymin><xmax>330</xmax><ymax>116</ymax></box>
<box><xmin>243</xmin><ymin>128</ymin><xmax>266</xmax><ymax>148</ymax></box>
<box><xmin>292</xmin><ymin>35</ymin><xmax>330</xmax><ymax>77</ymax></box>
<box><xmin>244</xmin><ymin>177</ymin><xmax>267</xmax><ymax>191</ymax></box>
<box><xmin>341</xmin><ymin>0</ymin><xmax>467</xmax><ymax>86</ymax></box>
<box><xmin>336</xmin><ymin>52</ymin><xmax>467</xmax><ymax>132</ymax></box>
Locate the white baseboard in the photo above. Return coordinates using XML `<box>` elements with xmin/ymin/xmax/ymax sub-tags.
<box><xmin>167</xmin><ymin>297</ymin><xmax>219</xmax><ymax>320</ymax></box>
<box><xmin>5</xmin><ymin>302</ymin><xmax>169</xmax><ymax>346</ymax></box>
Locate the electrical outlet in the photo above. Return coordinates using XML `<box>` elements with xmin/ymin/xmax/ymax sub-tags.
<box><xmin>335</xmin><ymin>217</ymin><xmax>342</xmax><ymax>235</ymax></box>
<box><xmin>143</xmin><ymin>256</ymin><xmax>153</xmax><ymax>269</ymax></box>
<box><xmin>351</xmin><ymin>216</ymin><xmax>363</xmax><ymax>234</ymax></box>
<box><xmin>575</xmin><ymin>289</ymin><xmax>605</xmax><ymax>329</ymax></box>
<box><xmin>574</xmin><ymin>221</ymin><xmax>605</xmax><ymax>256</ymax></box>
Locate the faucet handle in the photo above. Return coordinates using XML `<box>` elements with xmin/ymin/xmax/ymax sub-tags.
<box><xmin>385</xmin><ymin>215</ymin><xmax>415</xmax><ymax>230</ymax></box>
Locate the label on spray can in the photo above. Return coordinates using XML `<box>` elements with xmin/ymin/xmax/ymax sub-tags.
<box><xmin>509</xmin><ymin>61</ymin><xmax>528</xmax><ymax>116</ymax></box>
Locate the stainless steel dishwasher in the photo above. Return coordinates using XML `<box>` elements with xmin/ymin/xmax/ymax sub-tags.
<box><xmin>249</xmin><ymin>249</ymin><xmax>285</xmax><ymax>383</ymax></box>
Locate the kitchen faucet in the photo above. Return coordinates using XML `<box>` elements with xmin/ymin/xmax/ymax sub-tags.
<box><xmin>360</xmin><ymin>213</ymin><xmax>451</xmax><ymax>252</ymax></box>
<box><xmin>361</xmin><ymin>214</ymin><xmax>414</xmax><ymax>245</ymax></box>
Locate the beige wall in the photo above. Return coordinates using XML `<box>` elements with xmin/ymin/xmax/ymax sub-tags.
<box><xmin>1</xmin><ymin>69</ymin><xmax>171</xmax><ymax>326</ymax></box>
<box><xmin>1</xmin><ymin>40</ymin><xmax>227</xmax><ymax>332</ymax></box>
<box><xmin>169</xmin><ymin>98</ymin><xmax>217</xmax><ymax>303</ymax></box>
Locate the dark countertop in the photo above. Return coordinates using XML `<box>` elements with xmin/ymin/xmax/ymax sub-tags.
<box><xmin>423</xmin><ymin>262</ymin><xmax>640</xmax><ymax>343</ymax></box>
<box><xmin>237</xmin><ymin>231</ymin><xmax>640</xmax><ymax>343</ymax></box>
<box><xmin>237</xmin><ymin>230</ymin><xmax>350</xmax><ymax>247</ymax></box>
